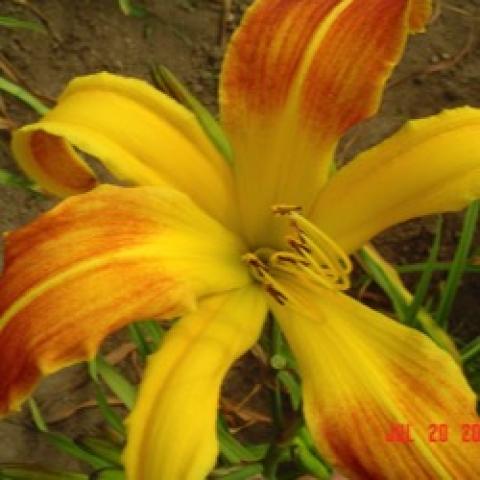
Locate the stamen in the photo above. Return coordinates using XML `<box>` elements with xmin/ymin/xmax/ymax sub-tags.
<box><xmin>243</xmin><ymin>252</ymin><xmax>327</xmax><ymax>323</ymax></box>
<box><xmin>290</xmin><ymin>212</ymin><xmax>352</xmax><ymax>274</ymax></box>
<box><xmin>271</xmin><ymin>205</ymin><xmax>352</xmax><ymax>291</ymax></box>
<box><xmin>270</xmin><ymin>251</ymin><xmax>310</xmax><ymax>267</ymax></box>
<box><xmin>242</xmin><ymin>253</ymin><xmax>290</xmax><ymax>305</ymax></box>
<box><xmin>245</xmin><ymin>206</ymin><xmax>352</xmax><ymax>305</ymax></box>
<box><xmin>272</xmin><ymin>204</ymin><xmax>303</xmax><ymax>216</ymax></box>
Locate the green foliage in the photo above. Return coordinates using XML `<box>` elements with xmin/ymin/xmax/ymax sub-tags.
<box><xmin>435</xmin><ymin>201</ymin><xmax>479</xmax><ymax>328</ymax></box>
<box><xmin>151</xmin><ymin>65</ymin><xmax>234</xmax><ymax>163</ymax></box>
<box><xmin>0</xmin><ymin>76</ymin><xmax>49</xmax><ymax>114</ymax></box>
<box><xmin>0</xmin><ymin>168</ymin><xmax>39</xmax><ymax>193</ymax></box>
<box><xmin>117</xmin><ymin>0</ymin><xmax>146</xmax><ymax>17</ymax></box>
<box><xmin>0</xmin><ymin>16</ymin><xmax>45</xmax><ymax>33</ymax></box>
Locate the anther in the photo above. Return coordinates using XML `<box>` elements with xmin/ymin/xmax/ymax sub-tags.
<box><xmin>243</xmin><ymin>253</ymin><xmax>291</xmax><ymax>304</ymax></box>
<box><xmin>242</xmin><ymin>253</ymin><xmax>268</xmax><ymax>280</ymax></box>
<box><xmin>272</xmin><ymin>204</ymin><xmax>303</xmax><ymax>216</ymax></box>
<box><xmin>270</xmin><ymin>251</ymin><xmax>310</xmax><ymax>267</ymax></box>
<box><xmin>265</xmin><ymin>284</ymin><xmax>288</xmax><ymax>305</ymax></box>
<box><xmin>287</xmin><ymin>236</ymin><xmax>311</xmax><ymax>255</ymax></box>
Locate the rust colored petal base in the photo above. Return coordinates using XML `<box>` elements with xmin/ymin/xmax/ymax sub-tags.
<box><xmin>0</xmin><ymin>185</ymin><xmax>248</xmax><ymax>415</ymax></box>
<box><xmin>272</xmin><ymin>282</ymin><xmax>480</xmax><ymax>479</ymax></box>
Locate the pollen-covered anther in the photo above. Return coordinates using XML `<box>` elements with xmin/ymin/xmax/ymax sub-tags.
<box><xmin>265</xmin><ymin>284</ymin><xmax>288</xmax><ymax>305</ymax></box>
<box><xmin>242</xmin><ymin>252</ymin><xmax>290</xmax><ymax>304</ymax></box>
<box><xmin>271</xmin><ymin>251</ymin><xmax>310</xmax><ymax>267</ymax></box>
<box><xmin>271</xmin><ymin>204</ymin><xmax>303</xmax><ymax>216</ymax></box>
<box><xmin>271</xmin><ymin>206</ymin><xmax>353</xmax><ymax>291</ymax></box>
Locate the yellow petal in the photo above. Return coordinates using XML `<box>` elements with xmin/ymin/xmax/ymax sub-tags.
<box><xmin>11</xmin><ymin>72</ymin><xmax>237</xmax><ymax>227</ymax></box>
<box><xmin>0</xmin><ymin>185</ymin><xmax>249</xmax><ymax>416</ymax></box>
<box><xmin>124</xmin><ymin>286</ymin><xmax>267</xmax><ymax>480</ymax></box>
<box><xmin>271</xmin><ymin>282</ymin><xmax>480</xmax><ymax>479</ymax></box>
<box><xmin>220</xmin><ymin>0</ymin><xmax>431</xmax><ymax>246</ymax></box>
<box><xmin>312</xmin><ymin>107</ymin><xmax>480</xmax><ymax>253</ymax></box>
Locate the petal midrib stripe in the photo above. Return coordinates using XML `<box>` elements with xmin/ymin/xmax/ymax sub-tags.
<box><xmin>0</xmin><ymin>244</ymin><xmax>166</xmax><ymax>329</ymax></box>
<box><xmin>285</xmin><ymin>0</ymin><xmax>355</xmax><ymax>114</ymax></box>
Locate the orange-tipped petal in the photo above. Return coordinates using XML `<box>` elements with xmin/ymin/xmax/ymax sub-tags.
<box><xmin>220</xmin><ymin>0</ymin><xmax>431</xmax><ymax>246</ymax></box>
<box><xmin>311</xmin><ymin>107</ymin><xmax>480</xmax><ymax>253</ymax></box>
<box><xmin>12</xmin><ymin>73</ymin><xmax>237</xmax><ymax>227</ymax></box>
<box><xmin>271</xmin><ymin>282</ymin><xmax>480</xmax><ymax>479</ymax></box>
<box><xmin>124</xmin><ymin>286</ymin><xmax>267</xmax><ymax>479</ymax></box>
<box><xmin>410</xmin><ymin>0</ymin><xmax>433</xmax><ymax>32</ymax></box>
<box><xmin>0</xmin><ymin>185</ymin><xmax>249</xmax><ymax>415</ymax></box>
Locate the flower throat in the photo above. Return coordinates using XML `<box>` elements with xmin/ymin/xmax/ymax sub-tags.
<box><xmin>243</xmin><ymin>206</ymin><xmax>352</xmax><ymax>305</ymax></box>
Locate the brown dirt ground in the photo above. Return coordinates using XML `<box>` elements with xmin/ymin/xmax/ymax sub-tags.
<box><xmin>0</xmin><ymin>0</ymin><xmax>479</xmax><ymax>474</ymax></box>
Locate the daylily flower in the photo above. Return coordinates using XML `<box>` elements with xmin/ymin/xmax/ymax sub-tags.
<box><xmin>1</xmin><ymin>0</ymin><xmax>480</xmax><ymax>478</ymax></box>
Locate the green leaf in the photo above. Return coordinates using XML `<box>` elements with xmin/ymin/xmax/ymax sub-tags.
<box><xmin>462</xmin><ymin>336</ymin><xmax>480</xmax><ymax>363</ymax></box>
<box><xmin>358</xmin><ymin>246</ymin><xmax>460</xmax><ymax>361</ymax></box>
<box><xmin>435</xmin><ymin>201</ymin><xmax>479</xmax><ymax>328</ymax></box>
<box><xmin>94</xmin><ymin>385</ymin><xmax>126</xmax><ymax>436</ymax></box>
<box><xmin>0</xmin><ymin>76</ymin><xmax>49</xmax><ymax>114</ymax></box>
<box><xmin>117</xmin><ymin>0</ymin><xmax>146</xmax><ymax>17</ymax></box>
<box><xmin>151</xmin><ymin>65</ymin><xmax>234</xmax><ymax>163</ymax></box>
<box><xmin>217</xmin><ymin>418</ymin><xmax>261</xmax><ymax>463</ymax></box>
<box><xmin>396</xmin><ymin>262</ymin><xmax>480</xmax><ymax>274</ymax></box>
<box><xmin>210</xmin><ymin>464</ymin><xmax>263</xmax><ymax>480</ymax></box>
<box><xmin>0</xmin><ymin>465</ymin><xmax>86</xmax><ymax>480</ymax></box>
<box><xmin>277</xmin><ymin>370</ymin><xmax>301</xmax><ymax>411</ymax></box>
<box><xmin>292</xmin><ymin>440</ymin><xmax>331</xmax><ymax>480</ymax></box>
<box><xmin>28</xmin><ymin>398</ymin><xmax>48</xmax><ymax>433</ymax></box>
<box><xmin>44</xmin><ymin>433</ymin><xmax>114</xmax><ymax>469</ymax></box>
<box><xmin>90</xmin><ymin>469</ymin><xmax>125</xmax><ymax>480</ymax></box>
<box><xmin>93</xmin><ymin>356</ymin><xmax>137</xmax><ymax>410</ymax></box>
<box><xmin>80</xmin><ymin>438</ymin><xmax>122</xmax><ymax>466</ymax></box>
<box><xmin>0</xmin><ymin>16</ymin><xmax>46</xmax><ymax>33</ymax></box>
<box><xmin>0</xmin><ymin>168</ymin><xmax>40</xmax><ymax>193</ymax></box>
<box><xmin>357</xmin><ymin>248</ymin><xmax>409</xmax><ymax>321</ymax></box>
<box><xmin>405</xmin><ymin>216</ymin><xmax>443</xmax><ymax>325</ymax></box>
<box><xmin>464</xmin><ymin>361</ymin><xmax>480</xmax><ymax>394</ymax></box>
<box><xmin>128</xmin><ymin>323</ymin><xmax>150</xmax><ymax>360</ymax></box>
<box><xmin>139</xmin><ymin>320</ymin><xmax>165</xmax><ymax>350</ymax></box>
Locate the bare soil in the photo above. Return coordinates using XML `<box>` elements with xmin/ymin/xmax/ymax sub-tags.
<box><xmin>0</xmin><ymin>0</ymin><xmax>479</xmax><ymax>473</ymax></box>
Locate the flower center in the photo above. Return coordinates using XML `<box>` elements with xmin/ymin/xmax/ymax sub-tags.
<box><xmin>243</xmin><ymin>205</ymin><xmax>352</xmax><ymax>305</ymax></box>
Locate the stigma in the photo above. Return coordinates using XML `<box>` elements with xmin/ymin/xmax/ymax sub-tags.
<box><xmin>243</xmin><ymin>205</ymin><xmax>352</xmax><ymax>305</ymax></box>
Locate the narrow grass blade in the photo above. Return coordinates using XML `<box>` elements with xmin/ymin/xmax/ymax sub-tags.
<box><xmin>211</xmin><ymin>464</ymin><xmax>263</xmax><ymax>480</ymax></box>
<box><xmin>94</xmin><ymin>385</ymin><xmax>126</xmax><ymax>436</ymax></box>
<box><xmin>0</xmin><ymin>168</ymin><xmax>39</xmax><ymax>193</ymax></box>
<box><xmin>357</xmin><ymin>248</ymin><xmax>409</xmax><ymax>321</ymax></box>
<box><xmin>151</xmin><ymin>65</ymin><xmax>234</xmax><ymax>163</ymax></box>
<box><xmin>44</xmin><ymin>433</ymin><xmax>114</xmax><ymax>469</ymax></box>
<box><xmin>292</xmin><ymin>439</ymin><xmax>331</xmax><ymax>480</ymax></box>
<box><xmin>138</xmin><ymin>320</ymin><xmax>164</xmax><ymax>350</ymax></box>
<box><xmin>117</xmin><ymin>0</ymin><xmax>146</xmax><ymax>17</ymax></box>
<box><xmin>127</xmin><ymin>323</ymin><xmax>149</xmax><ymax>360</ymax></box>
<box><xmin>435</xmin><ymin>201</ymin><xmax>480</xmax><ymax>329</ymax></box>
<box><xmin>28</xmin><ymin>398</ymin><xmax>48</xmax><ymax>432</ymax></box>
<box><xmin>90</xmin><ymin>469</ymin><xmax>125</xmax><ymax>480</ymax></box>
<box><xmin>94</xmin><ymin>356</ymin><xmax>137</xmax><ymax>410</ymax></box>
<box><xmin>0</xmin><ymin>76</ymin><xmax>49</xmax><ymax>114</ymax></box>
<box><xmin>359</xmin><ymin>245</ymin><xmax>460</xmax><ymax>361</ymax></box>
<box><xmin>80</xmin><ymin>438</ymin><xmax>122</xmax><ymax>466</ymax></box>
<box><xmin>277</xmin><ymin>370</ymin><xmax>301</xmax><ymax>411</ymax></box>
<box><xmin>217</xmin><ymin>418</ymin><xmax>263</xmax><ymax>463</ymax></box>
<box><xmin>462</xmin><ymin>337</ymin><xmax>480</xmax><ymax>363</ymax></box>
<box><xmin>405</xmin><ymin>216</ymin><xmax>443</xmax><ymax>325</ymax></box>
<box><xmin>0</xmin><ymin>465</ymin><xmax>86</xmax><ymax>480</ymax></box>
<box><xmin>397</xmin><ymin>262</ymin><xmax>480</xmax><ymax>274</ymax></box>
<box><xmin>0</xmin><ymin>16</ymin><xmax>46</xmax><ymax>33</ymax></box>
